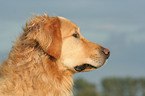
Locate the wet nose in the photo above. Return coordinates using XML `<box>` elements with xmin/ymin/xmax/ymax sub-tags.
<box><xmin>102</xmin><ymin>48</ymin><xmax>110</xmax><ymax>59</ymax></box>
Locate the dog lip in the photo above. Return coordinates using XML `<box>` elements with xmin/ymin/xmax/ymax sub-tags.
<box><xmin>74</xmin><ymin>64</ymin><xmax>97</xmax><ymax>72</ymax></box>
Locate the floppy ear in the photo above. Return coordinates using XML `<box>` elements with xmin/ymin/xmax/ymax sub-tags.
<box><xmin>45</xmin><ymin>17</ymin><xmax>62</xmax><ymax>59</ymax></box>
<box><xmin>36</xmin><ymin>17</ymin><xmax>62</xmax><ymax>59</ymax></box>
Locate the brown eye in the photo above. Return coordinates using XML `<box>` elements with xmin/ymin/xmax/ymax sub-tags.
<box><xmin>72</xmin><ymin>33</ymin><xmax>80</xmax><ymax>38</ymax></box>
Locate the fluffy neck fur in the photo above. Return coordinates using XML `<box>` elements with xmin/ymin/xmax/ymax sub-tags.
<box><xmin>0</xmin><ymin>38</ymin><xmax>74</xmax><ymax>96</ymax></box>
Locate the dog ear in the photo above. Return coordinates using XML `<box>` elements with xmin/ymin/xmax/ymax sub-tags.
<box><xmin>45</xmin><ymin>17</ymin><xmax>62</xmax><ymax>59</ymax></box>
<box><xmin>36</xmin><ymin>17</ymin><xmax>62</xmax><ymax>60</ymax></box>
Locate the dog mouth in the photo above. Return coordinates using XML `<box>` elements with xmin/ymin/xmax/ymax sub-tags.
<box><xmin>74</xmin><ymin>64</ymin><xmax>97</xmax><ymax>72</ymax></box>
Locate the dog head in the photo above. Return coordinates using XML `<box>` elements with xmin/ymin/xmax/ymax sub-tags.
<box><xmin>23</xmin><ymin>14</ymin><xmax>110</xmax><ymax>73</ymax></box>
<box><xmin>58</xmin><ymin>17</ymin><xmax>110</xmax><ymax>72</ymax></box>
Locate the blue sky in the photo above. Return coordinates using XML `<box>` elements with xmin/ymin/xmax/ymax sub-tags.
<box><xmin>0</xmin><ymin>0</ymin><xmax>145</xmax><ymax>85</ymax></box>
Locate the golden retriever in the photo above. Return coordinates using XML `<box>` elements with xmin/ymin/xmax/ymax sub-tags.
<box><xmin>0</xmin><ymin>14</ymin><xmax>110</xmax><ymax>96</ymax></box>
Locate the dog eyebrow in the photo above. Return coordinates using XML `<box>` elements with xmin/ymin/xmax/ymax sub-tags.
<box><xmin>75</xmin><ymin>27</ymin><xmax>79</xmax><ymax>32</ymax></box>
<box><xmin>75</xmin><ymin>30</ymin><xmax>78</xmax><ymax>33</ymax></box>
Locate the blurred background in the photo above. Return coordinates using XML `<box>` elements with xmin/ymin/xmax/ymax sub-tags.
<box><xmin>0</xmin><ymin>0</ymin><xmax>145</xmax><ymax>96</ymax></box>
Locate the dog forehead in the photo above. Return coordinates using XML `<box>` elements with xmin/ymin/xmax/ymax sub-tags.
<box><xmin>58</xmin><ymin>17</ymin><xmax>78</xmax><ymax>28</ymax></box>
<box><xmin>58</xmin><ymin>17</ymin><xmax>79</xmax><ymax>37</ymax></box>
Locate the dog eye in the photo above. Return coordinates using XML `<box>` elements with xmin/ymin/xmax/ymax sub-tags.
<box><xmin>72</xmin><ymin>33</ymin><xmax>80</xmax><ymax>38</ymax></box>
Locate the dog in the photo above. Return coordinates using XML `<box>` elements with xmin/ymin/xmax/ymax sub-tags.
<box><xmin>0</xmin><ymin>14</ymin><xmax>110</xmax><ymax>96</ymax></box>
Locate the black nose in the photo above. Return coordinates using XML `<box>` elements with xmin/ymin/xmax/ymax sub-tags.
<box><xmin>102</xmin><ymin>48</ymin><xmax>110</xmax><ymax>59</ymax></box>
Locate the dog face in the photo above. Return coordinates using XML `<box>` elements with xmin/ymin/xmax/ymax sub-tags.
<box><xmin>25</xmin><ymin>15</ymin><xmax>110</xmax><ymax>73</ymax></box>
<box><xmin>57</xmin><ymin>17</ymin><xmax>110</xmax><ymax>72</ymax></box>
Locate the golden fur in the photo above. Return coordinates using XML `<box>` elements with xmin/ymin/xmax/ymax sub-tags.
<box><xmin>0</xmin><ymin>14</ymin><xmax>110</xmax><ymax>96</ymax></box>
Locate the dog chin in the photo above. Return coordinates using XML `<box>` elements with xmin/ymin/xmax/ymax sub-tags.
<box><xmin>73</xmin><ymin>59</ymin><xmax>107</xmax><ymax>72</ymax></box>
<box><xmin>61</xmin><ymin>57</ymin><xmax>107</xmax><ymax>72</ymax></box>
<box><xmin>87</xmin><ymin>57</ymin><xmax>107</xmax><ymax>67</ymax></box>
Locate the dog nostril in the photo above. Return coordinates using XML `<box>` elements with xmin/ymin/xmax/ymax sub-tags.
<box><xmin>102</xmin><ymin>48</ymin><xmax>110</xmax><ymax>59</ymax></box>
